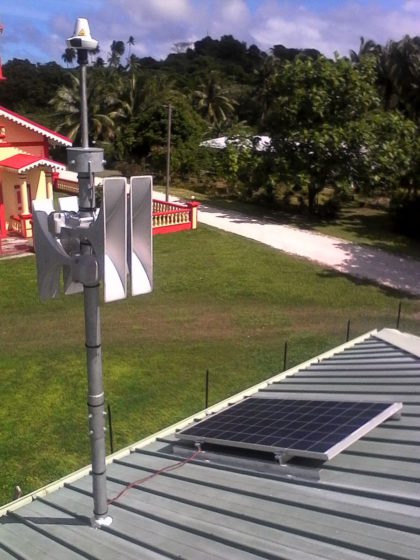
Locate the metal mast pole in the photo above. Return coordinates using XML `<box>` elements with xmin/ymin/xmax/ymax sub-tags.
<box><xmin>33</xmin><ymin>16</ymin><xmax>153</xmax><ymax>528</ymax></box>
<box><xmin>31</xmin><ymin>18</ymin><xmax>134</xmax><ymax>528</ymax></box>
<box><xmin>77</xmin><ymin>47</ymin><xmax>110</xmax><ymax>527</ymax></box>
<box><xmin>165</xmin><ymin>104</ymin><xmax>172</xmax><ymax>202</ymax></box>
<box><xmin>79</xmin><ymin>53</ymin><xmax>89</xmax><ymax>150</ymax></box>
<box><xmin>77</xmin><ymin>49</ymin><xmax>94</xmax><ymax>213</ymax></box>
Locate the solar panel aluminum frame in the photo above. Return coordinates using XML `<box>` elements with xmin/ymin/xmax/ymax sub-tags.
<box><xmin>317</xmin><ymin>400</ymin><xmax>402</xmax><ymax>460</ymax></box>
<box><xmin>176</xmin><ymin>398</ymin><xmax>403</xmax><ymax>462</ymax></box>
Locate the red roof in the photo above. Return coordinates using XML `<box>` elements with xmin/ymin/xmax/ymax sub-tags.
<box><xmin>0</xmin><ymin>105</ymin><xmax>72</xmax><ymax>146</ymax></box>
<box><xmin>0</xmin><ymin>153</ymin><xmax>66</xmax><ymax>172</ymax></box>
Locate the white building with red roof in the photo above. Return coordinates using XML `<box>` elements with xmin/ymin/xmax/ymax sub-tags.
<box><xmin>0</xmin><ymin>105</ymin><xmax>72</xmax><ymax>239</ymax></box>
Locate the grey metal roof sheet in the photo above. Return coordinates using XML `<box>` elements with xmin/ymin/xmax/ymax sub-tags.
<box><xmin>1</xmin><ymin>328</ymin><xmax>420</xmax><ymax>559</ymax></box>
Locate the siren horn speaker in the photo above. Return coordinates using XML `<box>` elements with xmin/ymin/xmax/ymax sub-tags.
<box><xmin>129</xmin><ymin>176</ymin><xmax>153</xmax><ymax>296</ymax></box>
<box><xmin>102</xmin><ymin>177</ymin><xmax>128</xmax><ymax>302</ymax></box>
<box><xmin>32</xmin><ymin>199</ymin><xmax>72</xmax><ymax>300</ymax></box>
<box><xmin>57</xmin><ymin>196</ymin><xmax>79</xmax><ymax>212</ymax></box>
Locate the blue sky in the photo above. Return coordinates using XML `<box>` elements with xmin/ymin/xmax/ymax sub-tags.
<box><xmin>0</xmin><ymin>1</ymin><xmax>419</xmax><ymax>64</ymax></box>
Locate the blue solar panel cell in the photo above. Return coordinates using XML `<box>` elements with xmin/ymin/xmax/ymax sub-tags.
<box><xmin>177</xmin><ymin>397</ymin><xmax>402</xmax><ymax>461</ymax></box>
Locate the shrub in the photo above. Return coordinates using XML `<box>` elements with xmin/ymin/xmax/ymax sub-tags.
<box><xmin>390</xmin><ymin>191</ymin><xmax>420</xmax><ymax>239</ymax></box>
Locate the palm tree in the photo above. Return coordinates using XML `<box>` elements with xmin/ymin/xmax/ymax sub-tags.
<box><xmin>377</xmin><ymin>36</ymin><xmax>420</xmax><ymax>122</ymax></box>
<box><xmin>126</xmin><ymin>36</ymin><xmax>135</xmax><ymax>61</ymax></box>
<box><xmin>139</xmin><ymin>74</ymin><xmax>182</xmax><ymax>107</ymax></box>
<box><xmin>193</xmin><ymin>72</ymin><xmax>237</xmax><ymax>131</ymax></box>
<box><xmin>254</xmin><ymin>56</ymin><xmax>280</xmax><ymax>125</ymax></box>
<box><xmin>105</xmin><ymin>71</ymin><xmax>142</xmax><ymax>159</ymax></box>
<box><xmin>62</xmin><ymin>48</ymin><xmax>76</xmax><ymax>67</ymax></box>
<box><xmin>349</xmin><ymin>36</ymin><xmax>381</xmax><ymax>64</ymax></box>
<box><xmin>49</xmin><ymin>73</ymin><xmax>117</xmax><ymax>144</ymax></box>
<box><xmin>126</xmin><ymin>53</ymin><xmax>141</xmax><ymax>73</ymax></box>
<box><xmin>89</xmin><ymin>43</ymin><xmax>101</xmax><ymax>64</ymax></box>
<box><xmin>94</xmin><ymin>57</ymin><xmax>105</xmax><ymax>68</ymax></box>
<box><xmin>108</xmin><ymin>40</ymin><xmax>125</xmax><ymax>68</ymax></box>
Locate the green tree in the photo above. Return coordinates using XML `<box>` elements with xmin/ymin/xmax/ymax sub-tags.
<box><xmin>62</xmin><ymin>48</ymin><xmax>77</xmax><ymax>67</ymax></box>
<box><xmin>193</xmin><ymin>72</ymin><xmax>237</xmax><ymax>131</ymax></box>
<box><xmin>126</xmin><ymin>35</ymin><xmax>135</xmax><ymax>60</ymax></box>
<box><xmin>124</xmin><ymin>98</ymin><xmax>205</xmax><ymax>178</ymax></box>
<box><xmin>348</xmin><ymin>110</ymin><xmax>417</xmax><ymax>193</ymax></box>
<box><xmin>108</xmin><ymin>40</ymin><xmax>125</xmax><ymax>68</ymax></box>
<box><xmin>0</xmin><ymin>59</ymin><xmax>67</xmax><ymax>118</ymax></box>
<box><xmin>49</xmin><ymin>71</ymin><xmax>117</xmax><ymax>145</ymax></box>
<box><xmin>377</xmin><ymin>36</ymin><xmax>420</xmax><ymax>123</ymax></box>
<box><xmin>265</xmin><ymin>55</ymin><xmax>416</xmax><ymax>213</ymax></box>
<box><xmin>106</xmin><ymin>70</ymin><xmax>144</xmax><ymax>161</ymax></box>
<box><xmin>349</xmin><ymin>36</ymin><xmax>381</xmax><ymax>64</ymax></box>
<box><xmin>252</xmin><ymin>56</ymin><xmax>280</xmax><ymax>125</ymax></box>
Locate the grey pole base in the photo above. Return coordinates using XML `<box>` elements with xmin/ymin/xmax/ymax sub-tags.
<box><xmin>83</xmin><ymin>274</ymin><xmax>110</xmax><ymax>525</ymax></box>
<box><xmin>91</xmin><ymin>514</ymin><xmax>113</xmax><ymax>529</ymax></box>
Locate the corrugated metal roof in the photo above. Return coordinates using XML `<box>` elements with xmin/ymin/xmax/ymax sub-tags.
<box><xmin>1</xmin><ymin>328</ymin><xmax>419</xmax><ymax>559</ymax></box>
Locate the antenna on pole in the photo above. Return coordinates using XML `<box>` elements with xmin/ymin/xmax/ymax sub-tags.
<box><xmin>32</xmin><ymin>18</ymin><xmax>153</xmax><ymax>528</ymax></box>
<box><xmin>0</xmin><ymin>23</ymin><xmax>6</xmax><ymax>81</ymax></box>
<box><xmin>164</xmin><ymin>104</ymin><xmax>172</xmax><ymax>202</ymax></box>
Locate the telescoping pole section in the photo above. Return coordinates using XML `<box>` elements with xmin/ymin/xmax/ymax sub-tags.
<box><xmin>84</xmin><ymin>276</ymin><xmax>108</xmax><ymax>521</ymax></box>
<box><xmin>76</xmin><ymin>44</ymin><xmax>110</xmax><ymax>526</ymax></box>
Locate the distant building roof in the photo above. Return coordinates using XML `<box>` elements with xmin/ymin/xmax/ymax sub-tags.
<box><xmin>0</xmin><ymin>105</ymin><xmax>72</xmax><ymax>146</ymax></box>
<box><xmin>0</xmin><ymin>153</ymin><xmax>66</xmax><ymax>172</ymax></box>
<box><xmin>1</xmin><ymin>328</ymin><xmax>419</xmax><ymax>559</ymax></box>
<box><xmin>201</xmin><ymin>135</ymin><xmax>272</xmax><ymax>151</ymax></box>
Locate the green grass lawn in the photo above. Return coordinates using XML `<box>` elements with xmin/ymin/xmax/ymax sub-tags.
<box><xmin>1</xmin><ymin>225</ymin><xmax>420</xmax><ymax>506</ymax></box>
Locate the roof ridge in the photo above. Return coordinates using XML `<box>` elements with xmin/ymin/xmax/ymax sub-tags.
<box><xmin>375</xmin><ymin>329</ymin><xmax>420</xmax><ymax>358</ymax></box>
<box><xmin>0</xmin><ymin>105</ymin><xmax>72</xmax><ymax>146</ymax></box>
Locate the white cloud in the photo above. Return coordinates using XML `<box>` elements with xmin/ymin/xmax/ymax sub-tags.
<box><xmin>403</xmin><ymin>0</ymin><xmax>420</xmax><ymax>13</ymax></box>
<box><xmin>108</xmin><ymin>0</ymin><xmax>192</xmax><ymax>23</ymax></box>
<box><xmin>1</xmin><ymin>1</ymin><xmax>420</xmax><ymax>64</ymax></box>
<box><xmin>207</xmin><ymin>0</ymin><xmax>252</xmax><ymax>37</ymax></box>
<box><xmin>251</xmin><ymin>3</ymin><xmax>338</xmax><ymax>55</ymax></box>
<box><xmin>252</xmin><ymin>11</ymin><xmax>327</xmax><ymax>50</ymax></box>
<box><xmin>221</xmin><ymin>0</ymin><xmax>250</xmax><ymax>21</ymax></box>
<box><xmin>250</xmin><ymin>1</ymin><xmax>420</xmax><ymax>58</ymax></box>
<box><xmin>86</xmin><ymin>0</ymin><xmax>199</xmax><ymax>60</ymax></box>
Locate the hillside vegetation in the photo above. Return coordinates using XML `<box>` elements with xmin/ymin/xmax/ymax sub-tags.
<box><xmin>1</xmin><ymin>34</ymin><xmax>419</xmax><ymax>234</ymax></box>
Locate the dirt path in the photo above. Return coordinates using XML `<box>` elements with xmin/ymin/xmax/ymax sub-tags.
<box><xmin>197</xmin><ymin>203</ymin><xmax>420</xmax><ymax>297</ymax></box>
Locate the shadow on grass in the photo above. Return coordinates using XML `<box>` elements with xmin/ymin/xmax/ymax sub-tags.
<box><xmin>317</xmin><ymin>240</ymin><xmax>420</xmax><ymax>299</ymax></box>
<box><xmin>199</xmin><ymin>201</ymin><xmax>301</xmax><ymax>227</ymax></box>
<box><xmin>318</xmin><ymin>268</ymin><xmax>419</xmax><ymax>300</ymax></box>
<box><xmin>199</xmin><ymin>204</ymin><xmax>420</xmax><ymax>298</ymax></box>
<box><xmin>196</xmin><ymin>195</ymin><xmax>420</xmax><ymax>259</ymax></box>
<box><xmin>312</xmin><ymin>206</ymin><xmax>420</xmax><ymax>255</ymax></box>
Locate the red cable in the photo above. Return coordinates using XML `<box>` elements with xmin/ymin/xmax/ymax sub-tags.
<box><xmin>108</xmin><ymin>447</ymin><xmax>203</xmax><ymax>505</ymax></box>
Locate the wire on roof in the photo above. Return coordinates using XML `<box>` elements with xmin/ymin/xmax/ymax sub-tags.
<box><xmin>107</xmin><ymin>444</ymin><xmax>203</xmax><ymax>505</ymax></box>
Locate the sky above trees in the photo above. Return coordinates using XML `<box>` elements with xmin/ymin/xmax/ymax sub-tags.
<box><xmin>1</xmin><ymin>0</ymin><xmax>419</xmax><ymax>64</ymax></box>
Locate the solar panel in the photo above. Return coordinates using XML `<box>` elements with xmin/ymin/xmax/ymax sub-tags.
<box><xmin>177</xmin><ymin>397</ymin><xmax>402</xmax><ymax>462</ymax></box>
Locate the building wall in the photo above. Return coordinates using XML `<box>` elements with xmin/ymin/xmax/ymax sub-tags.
<box><xmin>30</xmin><ymin>169</ymin><xmax>46</xmax><ymax>200</ymax></box>
<box><xmin>0</xmin><ymin>118</ymin><xmax>47</xmax><ymax>157</ymax></box>
<box><xmin>2</xmin><ymin>170</ymin><xmax>19</xmax><ymax>223</ymax></box>
<box><xmin>0</xmin><ymin>146</ymin><xmax>25</xmax><ymax>159</ymax></box>
<box><xmin>0</xmin><ymin>114</ymin><xmax>66</xmax><ymax>237</ymax></box>
<box><xmin>1</xmin><ymin>168</ymin><xmax>48</xmax><ymax>231</ymax></box>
